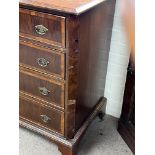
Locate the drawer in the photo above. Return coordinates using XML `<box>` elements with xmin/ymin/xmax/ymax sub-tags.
<box><xmin>19</xmin><ymin>97</ymin><xmax>64</xmax><ymax>135</ymax></box>
<box><xmin>19</xmin><ymin>42</ymin><xmax>65</xmax><ymax>79</ymax></box>
<box><xmin>19</xmin><ymin>9</ymin><xmax>66</xmax><ymax>47</ymax></box>
<box><xmin>19</xmin><ymin>71</ymin><xmax>65</xmax><ymax>108</ymax></box>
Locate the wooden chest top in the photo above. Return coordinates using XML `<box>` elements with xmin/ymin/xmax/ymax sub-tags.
<box><xmin>19</xmin><ymin>0</ymin><xmax>106</xmax><ymax>15</ymax></box>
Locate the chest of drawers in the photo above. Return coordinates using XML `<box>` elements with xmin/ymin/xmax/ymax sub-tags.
<box><xmin>19</xmin><ymin>0</ymin><xmax>115</xmax><ymax>154</ymax></box>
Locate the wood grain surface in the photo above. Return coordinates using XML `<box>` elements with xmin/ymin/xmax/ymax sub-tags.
<box><xmin>73</xmin><ymin>0</ymin><xmax>115</xmax><ymax>131</ymax></box>
<box><xmin>19</xmin><ymin>0</ymin><xmax>107</xmax><ymax>15</ymax></box>
<box><xmin>19</xmin><ymin>71</ymin><xmax>65</xmax><ymax>108</ymax></box>
<box><xmin>19</xmin><ymin>0</ymin><xmax>116</xmax><ymax>154</ymax></box>
<box><xmin>20</xmin><ymin>97</ymin><xmax>106</xmax><ymax>155</ymax></box>
<box><xmin>20</xmin><ymin>41</ymin><xmax>65</xmax><ymax>79</ymax></box>
<box><xmin>20</xmin><ymin>96</ymin><xmax>64</xmax><ymax>135</ymax></box>
<box><xmin>20</xmin><ymin>9</ymin><xmax>66</xmax><ymax>47</ymax></box>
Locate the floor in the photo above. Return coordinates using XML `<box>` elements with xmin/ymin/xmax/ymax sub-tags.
<box><xmin>19</xmin><ymin>115</ymin><xmax>133</xmax><ymax>155</ymax></box>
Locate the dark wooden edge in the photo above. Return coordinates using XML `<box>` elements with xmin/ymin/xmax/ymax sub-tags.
<box><xmin>118</xmin><ymin>120</ymin><xmax>135</xmax><ymax>154</ymax></box>
<box><xmin>20</xmin><ymin>119</ymin><xmax>72</xmax><ymax>146</ymax></box>
<box><xmin>20</xmin><ymin>97</ymin><xmax>106</xmax><ymax>153</ymax></box>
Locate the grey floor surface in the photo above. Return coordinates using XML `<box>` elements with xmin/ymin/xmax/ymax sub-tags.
<box><xmin>19</xmin><ymin>115</ymin><xmax>133</xmax><ymax>155</ymax></box>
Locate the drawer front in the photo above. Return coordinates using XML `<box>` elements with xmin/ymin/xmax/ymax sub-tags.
<box><xmin>19</xmin><ymin>9</ymin><xmax>66</xmax><ymax>47</ymax></box>
<box><xmin>19</xmin><ymin>71</ymin><xmax>64</xmax><ymax>108</ymax></box>
<box><xmin>19</xmin><ymin>97</ymin><xmax>64</xmax><ymax>134</ymax></box>
<box><xmin>19</xmin><ymin>42</ymin><xmax>65</xmax><ymax>79</ymax></box>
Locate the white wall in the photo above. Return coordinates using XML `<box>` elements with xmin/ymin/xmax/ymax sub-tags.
<box><xmin>104</xmin><ymin>0</ymin><xmax>130</xmax><ymax>118</ymax></box>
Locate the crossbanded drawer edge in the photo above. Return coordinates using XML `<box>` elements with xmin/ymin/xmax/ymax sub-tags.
<box><xmin>20</xmin><ymin>95</ymin><xmax>65</xmax><ymax>135</ymax></box>
<box><xmin>20</xmin><ymin>8</ymin><xmax>66</xmax><ymax>47</ymax></box>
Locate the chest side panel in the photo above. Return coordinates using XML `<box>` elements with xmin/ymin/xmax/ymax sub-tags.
<box><xmin>74</xmin><ymin>0</ymin><xmax>116</xmax><ymax>130</ymax></box>
<box><xmin>65</xmin><ymin>0</ymin><xmax>116</xmax><ymax>137</ymax></box>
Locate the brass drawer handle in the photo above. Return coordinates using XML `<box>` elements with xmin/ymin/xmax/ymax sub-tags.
<box><xmin>39</xmin><ymin>87</ymin><xmax>50</xmax><ymax>96</ymax></box>
<box><xmin>37</xmin><ymin>58</ymin><xmax>49</xmax><ymax>67</ymax></box>
<box><xmin>40</xmin><ymin>115</ymin><xmax>51</xmax><ymax>123</ymax></box>
<box><xmin>35</xmin><ymin>25</ymin><xmax>48</xmax><ymax>35</ymax></box>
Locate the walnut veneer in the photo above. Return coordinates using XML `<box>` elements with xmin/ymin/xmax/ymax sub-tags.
<box><xmin>19</xmin><ymin>0</ymin><xmax>116</xmax><ymax>154</ymax></box>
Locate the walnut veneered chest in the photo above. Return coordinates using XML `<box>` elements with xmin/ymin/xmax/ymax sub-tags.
<box><xmin>19</xmin><ymin>0</ymin><xmax>116</xmax><ymax>154</ymax></box>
